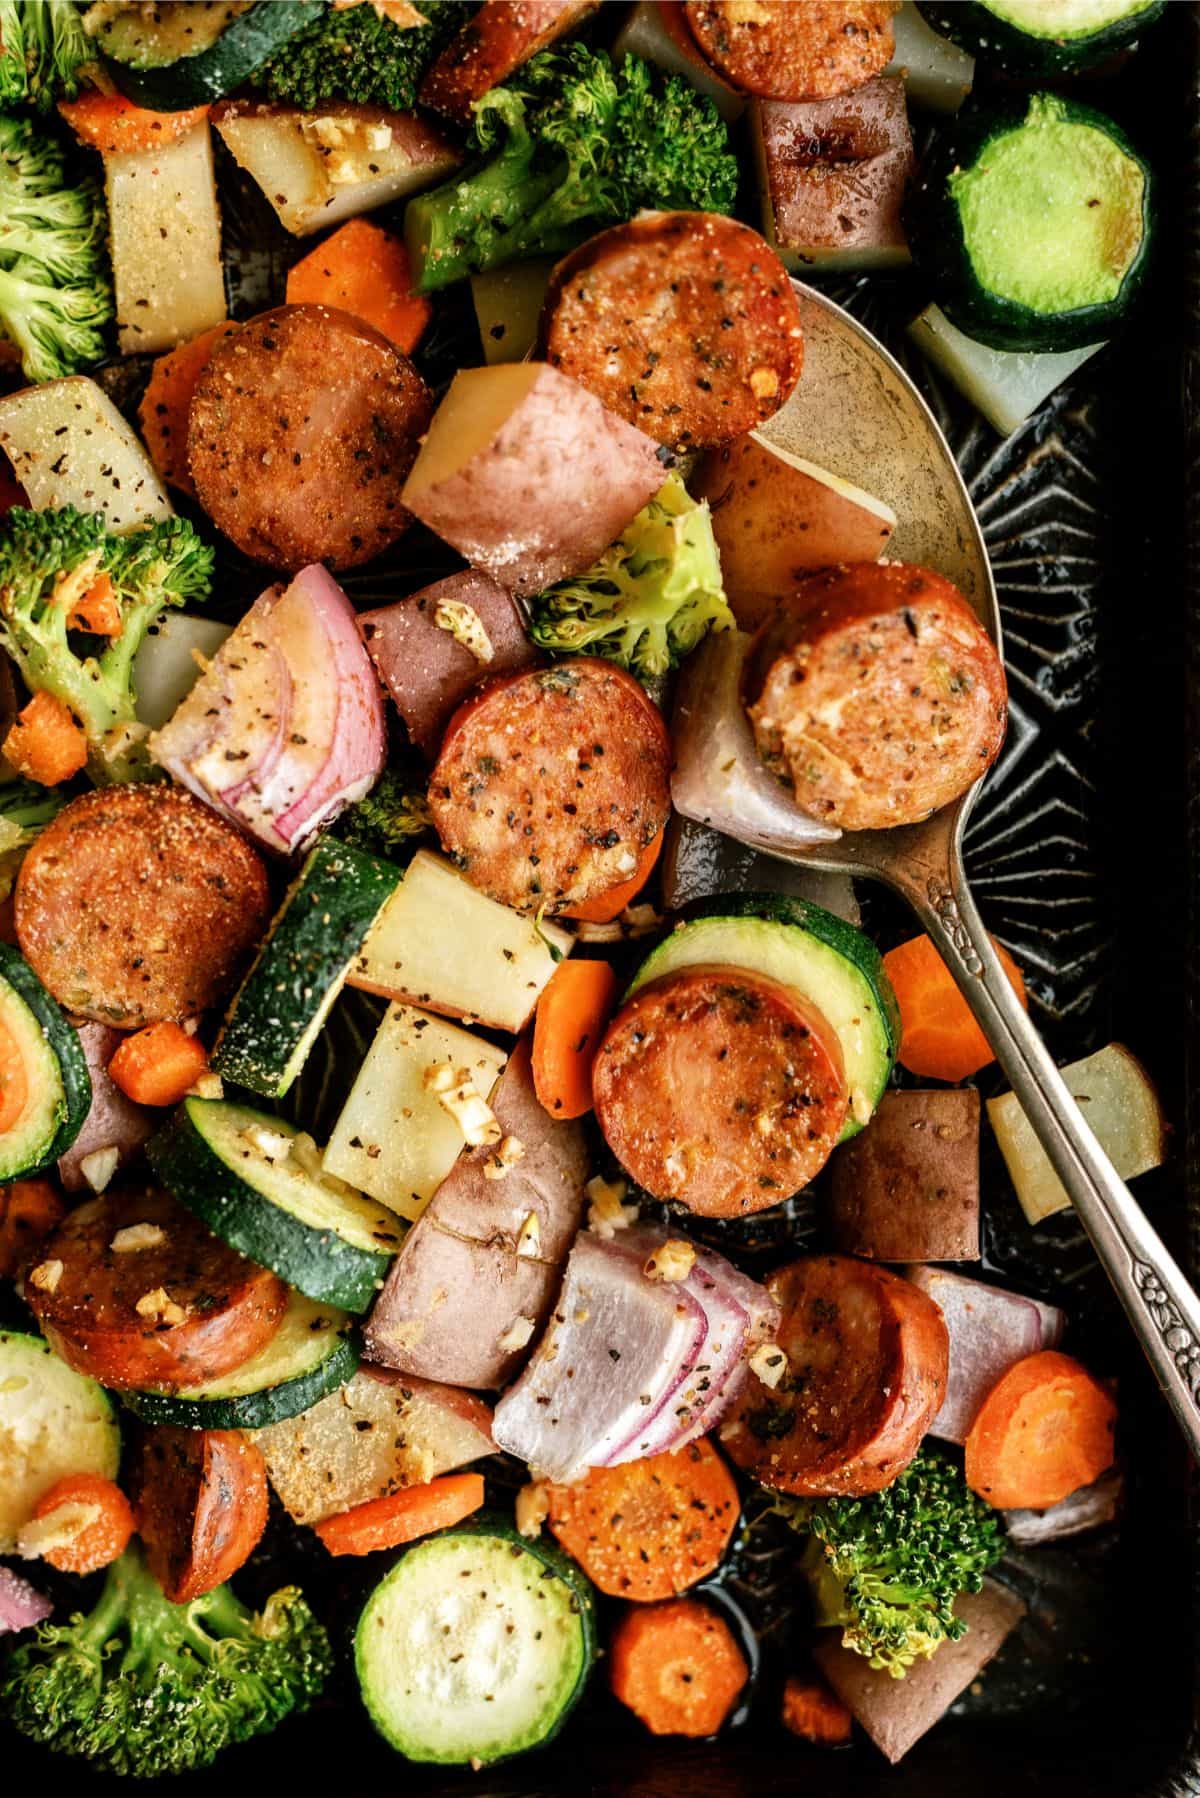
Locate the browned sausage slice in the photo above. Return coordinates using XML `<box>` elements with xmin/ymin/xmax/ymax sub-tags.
<box><xmin>541</xmin><ymin>212</ymin><xmax>804</xmax><ymax>452</ymax></box>
<box><xmin>420</xmin><ymin>0</ymin><xmax>599</xmax><ymax>121</ymax></box>
<box><xmin>15</xmin><ymin>784</ymin><xmax>270</xmax><ymax>1028</ymax></box>
<box><xmin>133</xmin><ymin>1424</ymin><xmax>269</xmax><ymax>1602</ymax></box>
<box><xmin>719</xmin><ymin>1255</ymin><xmax>949</xmax><ymax>1495</ymax></box>
<box><xmin>428</xmin><ymin>659</ymin><xmax>672</xmax><ymax>915</ymax></box>
<box><xmin>26</xmin><ymin>1188</ymin><xmax>287</xmax><ymax>1393</ymax></box>
<box><xmin>188</xmin><ymin>304</ymin><xmax>433</xmax><ymax>572</ymax></box>
<box><xmin>684</xmin><ymin>1</ymin><xmax>899</xmax><ymax>101</ymax></box>
<box><xmin>743</xmin><ymin>562</ymin><xmax>1007</xmax><ymax>832</ymax></box>
<box><xmin>592</xmin><ymin>965</ymin><xmax>849</xmax><ymax>1216</ymax></box>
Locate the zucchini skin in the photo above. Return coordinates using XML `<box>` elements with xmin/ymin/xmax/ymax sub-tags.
<box><xmin>101</xmin><ymin>1</ymin><xmax>325</xmax><ymax>110</ymax></box>
<box><xmin>905</xmin><ymin>94</ymin><xmax>1153</xmax><ymax>352</ymax></box>
<box><xmin>0</xmin><ymin>943</ymin><xmax>92</xmax><ymax>1177</ymax></box>
<box><xmin>120</xmin><ymin>1329</ymin><xmax>359</xmax><ymax>1430</ymax></box>
<box><xmin>917</xmin><ymin>2</ymin><xmax>1165</xmax><ymax>75</ymax></box>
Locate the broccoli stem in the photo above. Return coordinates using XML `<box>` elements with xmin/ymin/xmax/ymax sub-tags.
<box><xmin>407</xmin><ymin>162</ymin><xmax>568</xmax><ymax>293</ymax></box>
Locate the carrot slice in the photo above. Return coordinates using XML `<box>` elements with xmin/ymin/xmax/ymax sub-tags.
<box><xmin>546</xmin><ymin>1440</ymin><xmax>740</xmax><ymax>1601</ymax></box>
<box><xmin>58</xmin><ymin>93</ymin><xmax>209</xmax><ymax>155</ymax></box>
<box><xmin>66</xmin><ymin>572</ymin><xmax>122</xmax><ymax>638</ymax></box>
<box><xmin>107</xmin><ymin>1022</ymin><xmax>210</xmax><ymax>1107</ymax></box>
<box><xmin>29</xmin><ymin>1472</ymin><xmax>135</xmax><ymax>1575</ymax></box>
<box><xmin>3</xmin><ymin>691</ymin><xmax>88</xmax><ymax>785</ymax></box>
<box><xmin>610</xmin><ymin>1598</ymin><xmax>748</xmax><ymax>1737</ymax></box>
<box><xmin>883</xmin><ymin>932</ymin><xmax>1027</xmax><ymax>1082</ymax></box>
<box><xmin>0</xmin><ymin>1179</ymin><xmax>65</xmax><ymax>1280</ymax></box>
<box><xmin>781</xmin><ymin>1672</ymin><xmax>853</xmax><ymax>1746</ymax></box>
<box><xmin>964</xmin><ymin>1349</ymin><xmax>1117</xmax><ymax>1510</ymax></box>
<box><xmin>532</xmin><ymin>957</ymin><xmax>618</xmax><ymax>1119</ymax></box>
<box><xmin>286</xmin><ymin>218</ymin><xmax>432</xmax><ymax>355</ymax></box>
<box><xmin>563</xmin><ymin>828</ymin><xmax>664</xmax><ymax>923</ymax></box>
<box><xmin>314</xmin><ymin>1472</ymin><xmax>486</xmax><ymax>1557</ymax></box>
<box><xmin>137</xmin><ymin>325</ymin><xmax>238</xmax><ymax>497</ymax></box>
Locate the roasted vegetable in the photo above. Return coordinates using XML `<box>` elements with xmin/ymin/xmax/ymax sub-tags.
<box><xmin>0</xmin><ymin>778</ymin><xmax>67</xmax><ymax>901</ymax></box>
<box><xmin>335</xmin><ymin>760</ymin><xmax>433</xmax><ymax>860</ymax></box>
<box><xmin>0</xmin><ymin>0</ymin><xmax>88</xmax><ymax>110</ymax></box>
<box><xmin>263</xmin><ymin>0</ymin><xmax>459</xmax><ymax>112</ymax></box>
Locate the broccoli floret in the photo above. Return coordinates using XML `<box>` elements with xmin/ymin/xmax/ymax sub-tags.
<box><xmin>0</xmin><ymin>506</ymin><xmax>214</xmax><ymax>780</ymax></box>
<box><xmin>264</xmin><ymin>0</ymin><xmax>459</xmax><ymax>112</ymax></box>
<box><xmin>336</xmin><ymin>760</ymin><xmax>433</xmax><ymax>859</ymax></box>
<box><xmin>0</xmin><ymin>1</ymin><xmax>89</xmax><ymax>111</ymax></box>
<box><xmin>528</xmin><ymin>472</ymin><xmax>733</xmax><ymax>681</ymax></box>
<box><xmin>0</xmin><ymin>111</ymin><xmax>112</xmax><ymax>383</ymax></box>
<box><xmin>406</xmin><ymin>45</ymin><xmax>739</xmax><ymax>291</ymax></box>
<box><xmin>0</xmin><ymin>777</ymin><xmax>67</xmax><ymax>898</ymax></box>
<box><xmin>0</xmin><ymin>1545</ymin><xmax>332</xmax><ymax>1778</ymax></box>
<box><xmin>780</xmin><ymin>1451</ymin><xmax>1007</xmax><ymax>1678</ymax></box>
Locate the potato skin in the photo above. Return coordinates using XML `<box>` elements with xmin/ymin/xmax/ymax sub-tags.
<box><xmin>685</xmin><ymin>0</ymin><xmax>899</xmax><ymax>102</ymax></box>
<box><xmin>420</xmin><ymin>1</ymin><xmax>599</xmax><ymax>121</ymax></box>
<box><xmin>828</xmin><ymin>1088</ymin><xmax>981</xmax><ymax>1262</ymax></box>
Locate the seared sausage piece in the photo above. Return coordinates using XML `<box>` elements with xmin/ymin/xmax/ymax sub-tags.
<box><xmin>420</xmin><ymin>0</ymin><xmax>599</xmax><ymax>120</ymax></box>
<box><xmin>720</xmin><ymin>1255</ymin><xmax>949</xmax><ymax>1495</ymax></box>
<box><xmin>593</xmin><ymin>966</ymin><xmax>848</xmax><ymax>1217</ymax></box>
<box><xmin>133</xmin><ymin>1424</ymin><xmax>269</xmax><ymax>1602</ymax></box>
<box><xmin>743</xmin><ymin>562</ymin><xmax>1007</xmax><ymax>832</ymax></box>
<box><xmin>685</xmin><ymin>1</ymin><xmax>899</xmax><ymax>101</ymax></box>
<box><xmin>188</xmin><ymin>304</ymin><xmax>432</xmax><ymax>572</ymax></box>
<box><xmin>428</xmin><ymin>659</ymin><xmax>672</xmax><ymax>915</ymax></box>
<box><xmin>15</xmin><ymin>784</ymin><xmax>270</xmax><ymax>1029</ymax></box>
<box><xmin>26</xmin><ymin>1188</ymin><xmax>287</xmax><ymax>1392</ymax></box>
<box><xmin>541</xmin><ymin>212</ymin><xmax>804</xmax><ymax>452</ymax></box>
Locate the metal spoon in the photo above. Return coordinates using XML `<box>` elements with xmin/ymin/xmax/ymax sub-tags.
<box><xmin>735</xmin><ymin>279</ymin><xmax>1200</xmax><ymax>1456</ymax></box>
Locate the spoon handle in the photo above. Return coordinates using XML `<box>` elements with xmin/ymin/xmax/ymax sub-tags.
<box><xmin>897</xmin><ymin>857</ymin><xmax>1200</xmax><ymax>1460</ymax></box>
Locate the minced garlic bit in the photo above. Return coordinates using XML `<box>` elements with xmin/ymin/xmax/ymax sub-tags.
<box><xmin>515</xmin><ymin>1210</ymin><xmax>541</xmax><ymax>1259</ymax></box>
<box><xmin>332</xmin><ymin>0</ymin><xmax>430</xmax><ymax>26</ymax></box>
<box><xmin>135</xmin><ymin>1287</ymin><xmax>186</xmax><ymax>1326</ymax></box>
<box><xmin>586</xmin><ymin>1173</ymin><xmax>639</xmax><ymax>1239</ymax></box>
<box><xmin>79</xmin><ymin>1145</ymin><xmax>120</xmax><ymax>1193</ymax></box>
<box><xmin>292</xmin><ymin>1131</ymin><xmax>360</xmax><ymax>1198</ymax></box>
<box><xmin>515</xmin><ymin>1480</ymin><xmax>549</xmax><ymax>1540</ymax></box>
<box><xmin>483</xmin><ymin>1135</ymin><xmax>525</xmax><ymax>1181</ymax></box>
<box><xmin>497</xmin><ymin>1314</ymin><xmax>536</xmax><ymax>1356</ymax></box>
<box><xmin>423</xmin><ymin>1063</ymin><xmax>502</xmax><ymax>1147</ymax></box>
<box><xmin>28</xmin><ymin>1259</ymin><xmax>63</xmax><ymax>1295</ymax></box>
<box><xmin>749</xmin><ymin>1341</ymin><xmax>789</xmax><ymax>1390</ymax></box>
<box><xmin>110</xmin><ymin>1223</ymin><xmax>166</xmax><ymax>1254</ymax></box>
<box><xmin>299</xmin><ymin>113</ymin><xmax>394</xmax><ymax>186</ymax></box>
<box><xmin>574</xmin><ymin>902</ymin><xmax>663</xmax><ymax>946</ymax></box>
<box><xmin>643</xmin><ymin>1239</ymin><xmax>696</xmax><ymax>1284</ymax></box>
<box><xmin>849</xmin><ymin>1087</ymin><xmax>874</xmax><ymax>1128</ymax></box>
<box><xmin>187</xmin><ymin>1071</ymin><xmax>224</xmax><ymax>1102</ymax></box>
<box><xmin>434</xmin><ymin>600</ymin><xmax>494</xmax><ymax>664</ymax></box>
<box><xmin>241</xmin><ymin>1122</ymin><xmax>292</xmax><ymax>1162</ymax></box>
<box><xmin>17</xmin><ymin>1501</ymin><xmax>101</xmax><ymax>1561</ymax></box>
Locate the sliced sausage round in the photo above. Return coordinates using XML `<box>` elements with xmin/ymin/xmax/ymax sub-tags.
<box><xmin>15</xmin><ymin>784</ymin><xmax>271</xmax><ymax>1028</ymax></box>
<box><xmin>428</xmin><ymin>659</ymin><xmax>672</xmax><ymax>915</ymax></box>
<box><xmin>26</xmin><ymin>1187</ymin><xmax>287</xmax><ymax>1393</ymax></box>
<box><xmin>592</xmin><ymin>965</ymin><xmax>849</xmax><ymax>1216</ymax></box>
<box><xmin>684</xmin><ymin>1</ymin><xmax>899</xmax><ymax>101</ymax></box>
<box><xmin>719</xmin><ymin>1256</ymin><xmax>949</xmax><ymax>1495</ymax></box>
<box><xmin>133</xmin><ymin>1424</ymin><xmax>269</xmax><ymax>1602</ymax></box>
<box><xmin>188</xmin><ymin>304</ymin><xmax>433</xmax><ymax>572</ymax></box>
<box><xmin>541</xmin><ymin>212</ymin><xmax>804</xmax><ymax>452</ymax></box>
<box><xmin>743</xmin><ymin>562</ymin><xmax>1007</xmax><ymax>832</ymax></box>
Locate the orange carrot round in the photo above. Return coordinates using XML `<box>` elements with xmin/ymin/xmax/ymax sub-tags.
<box><xmin>883</xmin><ymin>932</ymin><xmax>1027</xmax><ymax>1082</ymax></box>
<box><xmin>532</xmin><ymin>956</ymin><xmax>618</xmax><ymax>1119</ymax></box>
<box><xmin>546</xmin><ymin>1440</ymin><xmax>740</xmax><ymax>1601</ymax></box>
<box><xmin>314</xmin><ymin>1472</ymin><xmax>485</xmax><ymax>1557</ymax></box>
<box><xmin>108</xmin><ymin>1022</ymin><xmax>210</xmax><ymax>1107</ymax></box>
<box><xmin>286</xmin><ymin>219</ymin><xmax>432</xmax><ymax>355</ymax></box>
<box><xmin>137</xmin><ymin>324</ymin><xmax>238</xmax><ymax>497</ymax></box>
<box><xmin>610</xmin><ymin>1598</ymin><xmax>748</xmax><ymax>1737</ymax></box>
<box><xmin>781</xmin><ymin>1673</ymin><xmax>853</xmax><ymax>1746</ymax></box>
<box><xmin>31</xmin><ymin>1473</ymin><xmax>135</xmax><ymax>1574</ymax></box>
<box><xmin>58</xmin><ymin>93</ymin><xmax>209</xmax><ymax>155</ymax></box>
<box><xmin>563</xmin><ymin>829</ymin><xmax>664</xmax><ymax>923</ymax></box>
<box><xmin>0</xmin><ymin>1178</ymin><xmax>65</xmax><ymax>1280</ymax></box>
<box><xmin>964</xmin><ymin>1349</ymin><xmax>1117</xmax><ymax>1510</ymax></box>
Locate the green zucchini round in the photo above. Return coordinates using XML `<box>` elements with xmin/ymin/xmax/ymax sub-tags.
<box><xmin>97</xmin><ymin>0</ymin><xmax>325</xmax><ymax>110</ymax></box>
<box><xmin>0</xmin><ymin>943</ymin><xmax>91</xmax><ymax>1180</ymax></box>
<box><xmin>917</xmin><ymin>1</ymin><xmax>1165</xmax><ymax>76</ymax></box>
<box><xmin>905</xmin><ymin>92</ymin><xmax>1153</xmax><ymax>353</ymax></box>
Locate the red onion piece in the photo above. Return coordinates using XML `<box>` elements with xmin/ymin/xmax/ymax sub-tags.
<box><xmin>1003</xmin><ymin>1469</ymin><xmax>1122</xmax><ymax>1545</ymax></box>
<box><xmin>0</xmin><ymin>1566</ymin><xmax>52</xmax><ymax>1635</ymax></box>
<box><xmin>58</xmin><ymin>1021</ymin><xmax>154</xmax><ymax>1192</ymax></box>
<box><xmin>905</xmin><ymin>1266</ymin><xmax>1065</xmax><ymax>1444</ymax></box>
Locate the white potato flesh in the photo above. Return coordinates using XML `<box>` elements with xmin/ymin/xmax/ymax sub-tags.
<box><xmin>908</xmin><ymin>304</ymin><xmax>1104</xmax><ymax>437</ymax></box>
<box><xmin>107</xmin><ymin>123</ymin><xmax>226</xmax><ymax>354</ymax></box>
<box><xmin>0</xmin><ymin>377</ymin><xmax>171</xmax><ymax>530</ymax></box>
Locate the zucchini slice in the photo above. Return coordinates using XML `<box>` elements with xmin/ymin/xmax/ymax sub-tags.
<box><xmin>0</xmin><ymin>944</ymin><xmax>91</xmax><ymax>1180</ymax></box>
<box><xmin>629</xmin><ymin>894</ymin><xmax>899</xmax><ymax>1138</ymax></box>
<box><xmin>906</xmin><ymin>92</ymin><xmax>1152</xmax><ymax>353</ymax></box>
<box><xmin>214</xmin><ymin>836</ymin><xmax>401</xmax><ymax>1099</ymax></box>
<box><xmin>917</xmin><ymin>1</ymin><xmax>1164</xmax><ymax>75</ymax></box>
<box><xmin>95</xmin><ymin>0</ymin><xmax>324</xmax><ymax>110</ymax></box>
<box><xmin>0</xmin><ymin>1330</ymin><xmax>120</xmax><ymax>1552</ymax></box>
<box><xmin>355</xmin><ymin>1519</ymin><xmax>596</xmax><ymax>1766</ymax></box>
<box><xmin>148</xmin><ymin>1099</ymin><xmax>404</xmax><ymax>1313</ymax></box>
<box><xmin>121</xmin><ymin>1288</ymin><xmax>357</xmax><ymax>1429</ymax></box>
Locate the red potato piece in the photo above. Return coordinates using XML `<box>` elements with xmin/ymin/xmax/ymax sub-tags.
<box><xmin>420</xmin><ymin>1</ymin><xmax>599</xmax><ymax>120</ymax></box>
<box><xmin>827</xmin><ymin>1087</ymin><xmax>981</xmax><ymax>1263</ymax></box>
<box><xmin>743</xmin><ymin>562</ymin><xmax>1008</xmax><ymax>832</ymax></box>
<box><xmin>429</xmin><ymin>660</ymin><xmax>672</xmax><ymax>916</ymax></box>
<box><xmin>593</xmin><ymin>966</ymin><xmax>848</xmax><ymax>1218</ymax></box>
<box><xmin>57</xmin><ymin>1022</ymin><xmax>154</xmax><ymax>1193</ymax></box>
<box><xmin>815</xmin><ymin>1580</ymin><xmax>1025</xmax><ymax>1763</ymax></box>
<box><xmin>133</xmin><ymin>1424</ymin><xmax>268</xmax><ymax>1603</ymax></box>
<box><xmin>187</xmin><ymin>304</ymin><xmax>432</xmax><ymax>572</ymax></box>
<box><xmin>719</xmin><ymin>1255</ymin><xmax>949</xmax><ymax>1495</ymax></box>
<box><xmin>359</xmin><ymin>571</ymin><xmax>538</xmax><ymax>758</ymax></box>
<box><xmin>25</xmin><ymin>1188</ymin><xmax>287</xmax><ymax>1393</ymax></box>
<box><xmin>15</xmin><ymin>784</ymin><xmax>271</xmax><ymax>1029</ymax></box>
<box><xmin>541</xmin><ymin>212</ymin><xmax>804</xmax><ymax>453</ymax></box>
<box><xmin>401</xmin><ymin>362</ymin><xmax>664</xmax><ymax>597</ymax></box>
<box><xmin>685</xmin><ymin>1</ymin><xmax>899</xmax><ymax>101</ymax></box>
